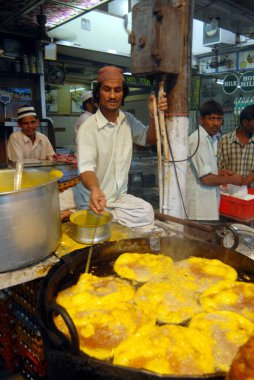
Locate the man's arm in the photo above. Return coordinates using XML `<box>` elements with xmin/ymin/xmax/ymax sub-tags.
<box><xmin>200</xmin><ymin>172</ymin><xmax>245</xmax><ymax>186</ymax></box>
<box><xmin>80</xmin><ymin>171</ymin><xmax>106</xmax><ymax>214</ymax></box>
<box><xmin>218</xmin><ymin>169</ymin><xmax>235</xmax><ymax>176</ymax></box>
<box><xmin>244</xmin><ymin>171</ymin><xmax>254</xmax><ymax>186</ymax></box>
<box><xmin>44</xmin><ymin>136</ymin><xmax>55</xmax><ymax>159</ymax></box>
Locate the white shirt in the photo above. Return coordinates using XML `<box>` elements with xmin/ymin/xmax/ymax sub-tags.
<box><xmin>7</xmin><ymin>130</ymin><xmax>55</xmax><ymax>162</ymax></box>
<box><xmin>74</xmin><ymin>111</ymin><xmax>92</xmax><ymax>144</ymax></box>
<box><xmin>186</xmin><ymin>126</ymin><xmax>220</xmax><ymax>221</ymax></box>
<box><xmin>77</xmin><ymin>109</ymin><xmax>148</xmax><ymax>205</ymax></box>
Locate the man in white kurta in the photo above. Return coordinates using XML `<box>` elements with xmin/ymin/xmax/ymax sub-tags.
<box><xmin>75</xmin><ymin>108</ymin><xmax>152</xmax><ymax>226</ymax></box>
<box><xmin>186</xmin><ymin>100</ymin><xmax>245</xmax><ymax>221</ymax></box>
<box><xmin>61</xmin><ymin>65</ymin><xmax>168</xmax><ymax>227</ymax></box>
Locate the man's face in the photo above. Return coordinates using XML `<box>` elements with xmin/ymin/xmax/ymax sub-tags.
<box><xmin>242</xmin><ymin>118</ymin><xmax>254</xmax><ymax>134</ymax></box>
<box><xmin>99</xmin><ymin>79</ymin><xmax>124</xmax><ymax>112</ymax></box>
<box><xmin>86</xmin><ymin>100</ymin><xmax>98</xmax><ymax>115</ymax></box>
<box><xmin>18</xmin><ymin>115</ymin><xmax>39</xmax><ymax>138</ymax></box>
<box><xmin>200</xmin><ymin>113</ymin><xmax>223</xmax><ymax>136</ymax></box>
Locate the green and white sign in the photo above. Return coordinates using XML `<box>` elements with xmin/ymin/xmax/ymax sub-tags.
<box><xmin>239</xmin><ymin>71</ymin><xmax>254</xmax><ymax>92</ymax></box>
<box><xmin>222</xmin><ymin>73</ymin><xmax>238</xmax><ymax>94</ymax></box>
<box><xmin>124</xmin><ymin>75</ymin><xmax>150</xmax><ymax>88</ymax></box>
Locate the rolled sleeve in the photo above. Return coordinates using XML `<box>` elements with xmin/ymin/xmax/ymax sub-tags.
<box><xmin>126</xmin><ymin>112</ymin><xmax>148</xmax><ymax>146</ymax></box>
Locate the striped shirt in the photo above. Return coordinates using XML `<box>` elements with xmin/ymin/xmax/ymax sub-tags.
<box><xmin>217</xmin><ymin>129</ymin><xmax>254</xmax><ymax>187</ymax></box>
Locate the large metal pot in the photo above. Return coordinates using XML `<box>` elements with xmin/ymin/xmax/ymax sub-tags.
<box><xmin>37</xmin><ymin>236</ymin><xmax>254</xmax><ymax>380</ymax></box>
<box><xmin>0</xmin><ymin>168</ymin><xmax>62</xmax><ymax>272</ymax></box>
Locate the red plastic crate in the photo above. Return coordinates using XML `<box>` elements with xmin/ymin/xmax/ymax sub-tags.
<box><xmin>220</xmin><ymin>189</ymin><xmax>254</xmax><ymax>220</ymax></box>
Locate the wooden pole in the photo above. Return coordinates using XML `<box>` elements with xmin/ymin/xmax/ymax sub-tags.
<box><xmin>158</xmin><ymin>81</ymin><xmax>170</xmax><ymax>212</ymax></box>
<box><xmin>152</xmin><ymin>94</ymin><xmax>163</xmax><ymax>212</ymax></box>
<box><xmin>163</xmin><ymin>0</ymin><xmax>194</xmax><ymax>218</ymax></box>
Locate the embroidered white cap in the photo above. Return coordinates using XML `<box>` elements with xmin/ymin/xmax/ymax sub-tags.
<box><xmin>82</xmin><ymin>91</ymin><xmax>93</xmax><ymax>103</ymax></box>
<box><xmin>17</xmin><ymin>106</ymin><xmax>37</xmax><ymax>120</ymax></box>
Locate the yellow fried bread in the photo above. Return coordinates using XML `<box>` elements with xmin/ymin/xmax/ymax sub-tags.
<box><xmin>54</xmin><ymin>302</ymin><xmax>155</xmax><ymax>360</ymax></box>
<box><xmin>113</xmin><ymin>324</ymin><xmax>215</xmax><ymax>375</ymax></box>
<box><xmin>168</xmin><ymin>257</ymin><xmax>237</xmax><ymax>292</ymax></box>
<box><xmin>189</xmin><ymin>311</ymin><xmax>254</xmax><ymax>372</ymax></box>
<box><xmin>200</xmin><ymin>280</ymin><xmax>254</xmax><ymax>323</ymax></box>
<box><xmin>53</xmin><ymin>256</ymin><xmax>253</xmax><ymax>377</ymax></box>
<box><xmin>113</xmin><ymin>252</ymin><xmax>173</xmax><ymax>282</ymax></box>
<box><xmin>56</xmin><ymin>273</ymin><xmax>135</xmax><ymax>312</ymax></box>
<box><xmin>134</xmin><ymin>279</ymin><xmax>202</xmax><ymax>324</ymax></box>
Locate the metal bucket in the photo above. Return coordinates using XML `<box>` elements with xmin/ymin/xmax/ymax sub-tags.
<box><xmin>70</xmin><ymin>210</ymin><xmax>113</xmax><ymax>244</ymax></box>
<box><xmin>0</xmin><ymin>168</ymin><xmax>62</xmax><ymax>272</ymax></box>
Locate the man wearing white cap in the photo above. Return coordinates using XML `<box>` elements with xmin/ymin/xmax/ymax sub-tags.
<box><xmin>7</xmin><ymin>105</ymin><xmax>55</xmax><ymax>162</ymax></box>
<box><xmin>74</xmin><ymin>91</ymin><xmax>97</xmax><ymax>144</ymax></box>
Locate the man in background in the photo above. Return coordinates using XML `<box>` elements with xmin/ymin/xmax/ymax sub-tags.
<box><xmin>186</xmin><ymin>99</ymin><xmax>244</xmax><ymax>221</ymax></box>
<box><xmin>7</xmin><ymin>105</ymin><xmax>55</xmax><ymax>163</ymax></box>
<box><xmin>218</xmin><ymin>104</ymin><xmax>254</xmax><ymax>188</ymax></box>
<box><xmin>74</xmin><ymin>91</ymin><xmax>97</xmax><ymax>143</ymax></box>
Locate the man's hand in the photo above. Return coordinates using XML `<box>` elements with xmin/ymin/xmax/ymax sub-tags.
<box><xmin>229</xmin><ymin>174</ymin><xmax>246</xmax><ymax>186</ymax></box>
<box><xmin>218</xmin><ymin>169</ymin><xmax>235</xmax><ymax>176</ymax></box>
<box><xmin>89</xmin><ymin>187</ymin><xmax>106</xmax><ymax>215</ymax></box>
<box><xmin>243</xmin><ymin>172</ymin><xmax>254</xmax><ymax>186</ymax></box>
<box><xmin>148</xmin><ymin>92</ymin><xmax>168</xmax><ymax>117</ymax></box>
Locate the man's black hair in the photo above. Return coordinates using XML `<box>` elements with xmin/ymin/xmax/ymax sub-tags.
<box><xmin>200</xmin><ymin>99</ymin><xmax>224</xmax><ymax>117</ymax></box>
<box><xmin>92</xmin><ymin>81</ymin><xmax>129</xmax><ymax>106</ymax></box>
<box><xmin>240</xmin><ymin>104</ymin><xmax>254</xmax><ymax>124</ymax></box>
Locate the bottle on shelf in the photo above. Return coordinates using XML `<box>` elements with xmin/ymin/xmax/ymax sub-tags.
<box><xmin>29</xmin><ymin>56</ymin><xmax>36</xmax><ymax>73</ymax></box>
<box><xmin>23</xmin><ymin>55</ymin><xmax>29</xmax><ymax>73</ymax></box>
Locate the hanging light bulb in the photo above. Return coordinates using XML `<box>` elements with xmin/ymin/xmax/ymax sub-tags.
<box><xmin>210</xmin><ymin>17</ymin><xmax>218</xmax><ymax>30</ymax></box>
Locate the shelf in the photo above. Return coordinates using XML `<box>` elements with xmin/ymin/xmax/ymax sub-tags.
<box><xmin>0</xmin><ymin>70</ymin><xmax>41</xmax><ymax>78</ymax></box>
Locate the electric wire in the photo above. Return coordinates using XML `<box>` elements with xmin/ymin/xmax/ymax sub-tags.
<box><xmin>166</xmin><ymin>129</ymin><xmax>189</xmax><ymax>219</ymax></box>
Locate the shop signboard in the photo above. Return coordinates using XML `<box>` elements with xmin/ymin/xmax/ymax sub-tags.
<box><xmin>222</xmin><ymin>73</ymin><xmax>238</xmax><ymax>94</ymax></box>
<box><xmin>124</xmin><ymin>75</ymin><xmax>150</xmax><ymax>88</ymax></box>
<box><xmin>239</xmin><ymin>71</ymin><xmax>254</xmax><ymax>92</ymax></box>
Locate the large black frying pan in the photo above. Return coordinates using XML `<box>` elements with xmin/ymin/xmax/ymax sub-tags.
<box><xmin>36</xmin><ymin>236</ymin><xmax>254</xmax><ymax>380</ymax></box>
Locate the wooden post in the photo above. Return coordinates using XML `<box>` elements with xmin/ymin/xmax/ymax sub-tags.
<box><xmin>130</xmin><ymin>0</ymin><xmax>193</xmax><ymax>218</ymax></box>
<box><xmin>163</xmin><ymin>0</ymin><xmax>194</xmax><ymax>218</ymax></box>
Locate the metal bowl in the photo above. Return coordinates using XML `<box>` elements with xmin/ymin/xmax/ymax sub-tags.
<box><xmin>70</xmin><ymin>210</ymin><xmax>113</xmax><ymax>244</ymax></box>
